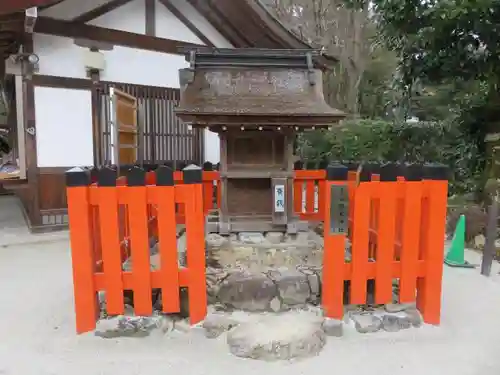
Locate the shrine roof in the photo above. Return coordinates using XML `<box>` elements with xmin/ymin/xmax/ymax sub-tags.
<box><xmin>175</xmin><ymin>48</ymin><xmax>345</xmax><ymax>127</ymax></box>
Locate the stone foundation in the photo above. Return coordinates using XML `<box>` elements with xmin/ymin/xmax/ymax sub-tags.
<box><xmin>105</xmin><ymin>228</ymin><xmax>426</xmax><ymax>361</ymax></box>
<box><xmin>95</xmin><ymin>304</ymin><xmax>424</xmax><ymax>360</ymax></box>
<box><xmin>203</xmin><ymin>229</ymin><xmax>353</xmax><ymax>312</ymax></box>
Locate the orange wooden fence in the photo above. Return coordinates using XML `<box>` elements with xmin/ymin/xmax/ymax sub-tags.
<box><xmin>322</xmin><ymin>163</ymin><xmax>449</xmax><ymax>325</ymax></box>
<box><xmin>66</xmin><ymin>165</ymin><xmax>206</xmax><ymax>334</ymax></box>
<box><xmin>67</xmin><ymin>162</ymin><xmax>448</xmax><ymax>334</ymax></box>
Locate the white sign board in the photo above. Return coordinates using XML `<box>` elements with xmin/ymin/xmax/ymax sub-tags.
<box><xmin>274</xmin><ymin>184</ymin><xmax>285</xmax><ymax>213</ymax></box>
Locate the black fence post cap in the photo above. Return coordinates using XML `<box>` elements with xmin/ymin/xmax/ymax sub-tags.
<box><xmin>156</xmin><ymin>165</ymin><xmax>174</xmax><ymax>186</ymax></box>
<box><xmin>183</xmin><ymin>164</ymin><xmax>202</xmax><ymax>184</ymax></box>
<box><xmin>405</xmin><ymin>163</ymin><xmax>424</xmax><ymax>181</ymax></box>
<box><xmin>97</xmin><ymin>166</ymin><xmax>118</xmax><ymax>187</ymax></box>
<box><xmin>126</xmin><ymin>166</ymin><xmax>146</xmax><ymax>186</ymax></box>
<box><xmin>294</xmin><ymin>160</ymin><xmax>304</xmax><ymax>170</ymax></box>
<box><xmin>203</xmin><ymin>161</ymin><xmax>214</xmax><ymax>171</ymax></box>
<box><xmin>65</xmin><ymin>167</ymin><xmax>91</xmax><ymax>187</ymax></box>
<box><xmin>326</xmin><ymin>163</ymin><xmax>348</xmax><ymax>181</ymax></box>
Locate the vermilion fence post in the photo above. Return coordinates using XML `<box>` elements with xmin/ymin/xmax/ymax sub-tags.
<box><xmin>374</xmin><ymin>164</ymin><xmax>398</xmax><ymax>304</ymax></box>
<box><xmin>322</xmin><ymin>163</ymin><xmax>349</xmax><ymax>319</ymax></box>
<box><xmin>96</xmin><ymin>167</ymin><xmax>125</xmax><ymax>316</ymax></box>
<box><xmin>350</xmin><ymin>172</ymin><xmax>372</xmax><ymax>305</ymax></box>
<box><xmin>399</xmin><ymin>165</ymin><xmax>423</xmax><ymax>303</ymax></box>
<box><xmin>153</xmin><ymin>165</ymin><xmax>180</xmax><ymax>313</ymax></box>
<box><xmin>66</xmin><ymin>168</ymin><xmax>98</xmax><ymax>334</ymax></box>
<box><xmin>182</xmin><ymin>166</ymin><xmax>207</xmax><ymax>324</ymax></box>
<box><xmin>125</xmin><ymin>167</ymin><xmax>153</xmax><ymax>316</ymax></box>
<box><xmin>417</xmin><ymin>164</ymin><xmax>448</xmax><ymax>324</ymax></box>
<box><xmin>367</xmin><ymin>166</ymin><xmax>380</xmax><ymax>259</ymax></box>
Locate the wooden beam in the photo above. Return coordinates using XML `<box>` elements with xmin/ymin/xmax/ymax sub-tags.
<box><xmin>22</xmin><ymin>34</ymin><xmax>42</xmax><ymax>227</ymax></box>
<box><xmin>72</xmin><ymin>0</ymin><xmax>134</xmax><ymax>23</ymax></box>
<box><xmin>145</xmin><ymin>0</ymin><xmax>156</xmax><ymax>36</ymax></box>
<box><xmin>35</xmin><ymin>16</ymin><xmax>204</xmax><ymax>55</ymax></box>
<box><xmin>185</xmin><ymin>0</ymin><xmax>245</xmax><ymax>47</ymax></box>
<box><xmin>158</xmin><ymin>0</ymin><xmax>214</xmax><ymax>47</ymax></box>
<box><xmin>0</xmin><ymin>0</ymin><xmax>61</xmax><ymax>15</ymax></box>
<box><xmin>32</xmin><ymin>74</ymin><xmax>93</xmax><ymax>90</ymax></box>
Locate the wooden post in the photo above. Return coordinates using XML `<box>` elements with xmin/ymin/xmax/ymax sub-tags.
<box><xmin>96</xmin><ymin>166</ymin><xmax>124</xmax><ymax>316</ymax></box>
<box><xmin>126</xmin><ymin>166</ymin><xmax>153</xmax><ymax>316</ymax></box>
<box><xmin>322</xmin><ymin>163</ymin><xmax>349</xmax><ymax>319</ymax></box>
<box><xmin>481</xmin><ymin>196</ymin><xmax>498</xmax><ymax>277</ymax></box>
<box><xmin>417</xmin><ymin>164</ymin><xmax>448</xmax><ymax>325</ymax></box>
<box><xmin>65</xmin><ymin>167</ymin><xmax>98</xmax><ymax>334</ymax></box>
<box><xmin>374</xmin><ymin>164</ymin><xmax>398</xmax><ymax>304</ymax></box>
<box><xmin>154</xmin><ymin>165</ymin><xmax>180</xmax><ymax>313</ymax></box>
<box><xmin>182</xmin><ymin>165</ymin><xmax>207</xmax><ymax>324</ymax></box>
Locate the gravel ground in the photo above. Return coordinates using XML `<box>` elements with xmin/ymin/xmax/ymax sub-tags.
<box><xmin>0</xmin><ymin>238</ymin><xmax>499</xmax><ymax>375</ymax></box>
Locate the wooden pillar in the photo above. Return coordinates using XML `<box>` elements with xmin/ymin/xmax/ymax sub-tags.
<box><xmin>22</xmin><ymin>34</ymin><xmax>42</xmax><ymax>227</ymax></box>
<box><xmin>218</xmin><ymin>131</ymin><xmax>229</xmax><ymax>234</ymax></box>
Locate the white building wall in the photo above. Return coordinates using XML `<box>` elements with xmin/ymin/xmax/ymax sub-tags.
<box><xmin>88</xmin><ymin>0</ymin><xmax>146</xmax><ymax>34</ymax></box>
<box><xmin>34</xmin><ymin>87</ymin><xmax>93</xmax><ymax>167</ymax></box>
<box><xmin>33</xmin><ymin>0</ymin><xmax>229</xmax><ymax>166</ymax></box>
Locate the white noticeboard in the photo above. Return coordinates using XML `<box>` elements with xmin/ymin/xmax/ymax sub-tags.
<box><xmin>274</xmin><ymin>184</ymin><xmax>285</xmax><ymax>213</ymax></box>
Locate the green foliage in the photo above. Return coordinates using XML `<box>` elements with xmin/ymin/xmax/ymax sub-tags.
<box><xmin>298</xmin><ymin>119</ymin><xmax>482</xmax><ymax>195</ymax></box>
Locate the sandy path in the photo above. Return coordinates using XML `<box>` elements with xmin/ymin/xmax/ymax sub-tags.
<box><xmin>0</xmin><ymin>240</ymin><xmax>499</xmax><ymax>375</ymax></box>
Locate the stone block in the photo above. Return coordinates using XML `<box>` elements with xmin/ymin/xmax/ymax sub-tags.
<box><xmin>202</xmin><ymin>313</ymin><xmax>239</xmax><ymax>338</ymax></box>
<box><xmin>322</xmin><ymin>318</ymin><xmax>343</xmax><ymax>337</ymax></box>
<box><xmin>351</xmin><ymin>313</ymin><xmax>382</xmax><ymax>334</ymax></box>
<box><xmin>217</xmin><ymin>271</ymin><xmax>278</xmax><ymax>311</ymax></box>
<box><xmin>271</xmin><ymin>269</ymin><xmax>310</xmax><ymax>307</ymax></box>
<box><xmin>227</xmin><ymin>313</ymin><xmax>326</xmax><ymax>361</ymax></box>
<box><xmin>381</xmin><ymin>314</ymin><xmax>412</xmax><ymax>332</ymax></box>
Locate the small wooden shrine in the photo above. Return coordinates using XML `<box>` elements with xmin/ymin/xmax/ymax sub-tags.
<box><xmin>175</xmin><ymin>48</ymin><xmax>345</xmax><ymax>234</ymax></box>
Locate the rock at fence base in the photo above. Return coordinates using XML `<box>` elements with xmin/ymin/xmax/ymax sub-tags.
<box><xmin>217</xmin><ymin>272</ymin><xmax>278</xmax><ymax>312</ymax></box>
<box><xmin>266</xmin><ymin>232</ymin><xmax>284</xmax><ymax>244</ymax></box>
<box><xmin>269</xmin><ymin>297</ymin><xmax>282</xmax><ymax>312</ymax></box>
<box><xmin>174</xmin><ymin>319</ymin><xmax>192</xmax><ymax>333</ymax></box>
<box><xmin>321</xmin><ymin>318</ymin><xmax>343</xmax><ymax>337</ymax></box>
<box><xmin>381</xmin><ymin>314</ymin><xmax>411</xmax><ymax>332</ymax></box>
<box><xmin>306</xmin><ymin>272</ymin><xmax>321</xmax><ymax>304</ymax></box>
<box><xmin>203</xmin><ymin>314</ymin><xmax>239</xmax><ymax>338</ymax></box>
<box><xmin>206</xmin><ymin>233</ymin><xmax>229</xmax><ymax>249</ymax></box>
<box><xmin>351</xmin><ymin>313</ymin><xmax>382</xmax><ymax>334</ymax></box>
<box><xmin>271</xmin><ymin>269</ymin><xmax>310</xmax><ymax>307</ymax></box>
<box><xmin>227</xmin><ymin>313</ymin><xmax>326</xmax><ymax>361</ymax></box>
<box><xmin>95</xmin><ymin>314</ymin><xmax>172</xmax><ymax>339</ymax></box>
<box><xmin>404</xmin><ymin>308</ymin><xmax>423</xmax><ymax>328</ymax></box>
<box><xmin>384</xmin><ymin>302</ymin><xmax>416</xmax><ymax>313</ymax></box>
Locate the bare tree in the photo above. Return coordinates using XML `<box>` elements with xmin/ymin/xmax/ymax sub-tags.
<box><xmin>264</xmin><ymin>0</ymin><xmax>371</xmax><ymax>115</ymax></box>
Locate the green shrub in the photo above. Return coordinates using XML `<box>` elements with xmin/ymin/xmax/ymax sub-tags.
<box><xmin>297</xmin><ymin>118</ymin><xmax>482</xmax><ymax>196</ymax></box>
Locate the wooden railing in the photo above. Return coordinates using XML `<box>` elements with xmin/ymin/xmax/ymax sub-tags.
<box><xmin>66</xmin><ymin>165</ymin><xmax>206</xmax><ymax>334</ymax></box>
<box><xmin>322</xmin><ymin>163</ymin><xmax>449</xmax><ymax>325</ymax></box>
